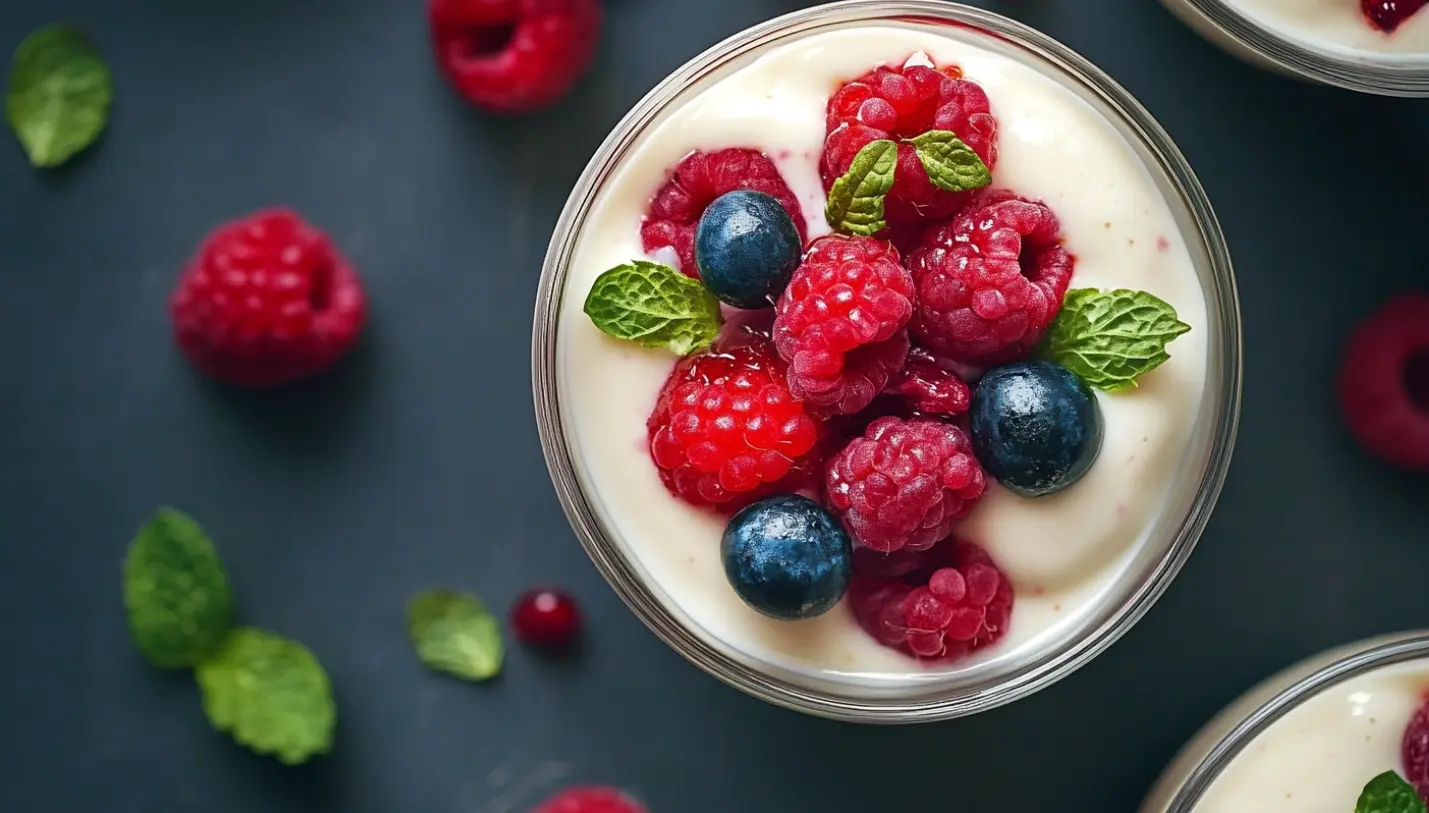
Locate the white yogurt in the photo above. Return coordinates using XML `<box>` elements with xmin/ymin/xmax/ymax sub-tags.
<box><xmin>1224</xmin><ymin>0</ymin><xmax>1429</xmax><ymax>56</ymax></box>
<box><xmin>556</xmin><ymin>25</ymin><xmax>1209</xmax><ymax>685</ymax></box>
<box><xmin>1192</xmin><ymin>660</ymin><xmax>1429</xmax><ymax>812</ymax></box>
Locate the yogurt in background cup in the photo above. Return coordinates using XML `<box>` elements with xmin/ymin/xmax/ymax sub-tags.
<box><xmin>1161</xmin><ymin>0</ymin><xmax>1429</xmax><ymax>95</ymax></box>
<box><xmin>1141</xmin><ymin>632</ymin><xmax>1429</xmax><ymax>812</ymax></box>
<box><xmin>532</xmin><ymin>0</ymin><xmax>1242</xmax><ymax>721</ymax></box>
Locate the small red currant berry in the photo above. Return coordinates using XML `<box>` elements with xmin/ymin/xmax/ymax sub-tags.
<box><xmin>511</xmin><ymin>588</ymin><xmax>581</xmax><ymax>649</ymax></box>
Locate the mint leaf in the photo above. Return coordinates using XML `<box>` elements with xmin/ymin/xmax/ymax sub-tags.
<box><xmin>824</xmin><ymin>139</ymin><xmax>897</xmax><ymax>236</ymax></box>
<box><xmin>1356</xmin><ymin>771</ymin><xmax>1427</xmax><ymax>813</ymax></box>
<box><xmin>907</xmin><ymin>130</ymin><xmax>991</xmax><ymax>193</ymax></box>
<box><xmin>6</xmin><ymin>24</ymin><xmax>112</xmax><ymax>168</ymax></box>
<box><xmin>123</xmin><ymin>509</ymin><xmax>235</xmax><ymax>669</ymax></box>
<box><xmin>407</xmin><ymin>589</ymin><xmax>503</xmax><ymax>682</ymax></box>
<box><xmin>583</xmin><ymin>260</ymin><xmax>722</xmax><ymax>355</ymax></box>
<box><xmin>195</xmin><ymin>628</ymin><xmax>335</xmax><ymax>765</ymax></box>
<box><xmin>1042</xmin><ymin>288</ymin><xmax>1191</xmax><ymax>392</ymax></box>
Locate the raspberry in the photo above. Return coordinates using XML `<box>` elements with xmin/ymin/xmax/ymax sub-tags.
<box><xmin>907</xmin><ymin>189</ymin><xmax>1073</xmax><ymax>363</ymax></box>
<box><xmin>170</xmin><ymin>209</ymin><xmax>366</xmax><ymax>388</ymax></box>
<box><xmin>1403</xmin><ymin>695</ymin><xmax>1429</xmax><ymax>801</ymax></box>
<box><xmin>530</xmin><ymin>787</ymin><xmax>647</xmax><ymax>813</ymax></box>
<box><xmin>1336</xmin><ymin>294</ymin><xmax>1429</xmax><ymax>471</ymax></box>
<box><xmin>641</xmin><ymin>148</ymin><xmax>807</xmax><ymax>277</ymax></box>
<box><xmin>1364</xmin><ymin>0</ymin><xmax>1428</xmax><ymax>32</ymax></box>
<box><xmin>849</xmin><ymin>539</ymin><xmax>1013</xmax><ymax>661</ymax></box>
<box><xmin>428</xmin><ymin>0</ymin><xmax>602</xmax><ymax>115</ymax></box>
<box><xmin>820</xmin><ymin>62</ymin><xmax>997</xmax><ymax>228</ymax></box>
<box><xmin>884</xmin><ymin>346</ymin><xmax>972</xmax><ymax>417</ymax></box>
<box><xmin>825</xmin><ymin>416</ymin><xmax>986</xmax><ymax>553</ymax></box>
<box><xmin>773</xmin><ymin>235</ymin><xmax>915</xmax><ymax>415</ymax></box>
<box><xmin>648</xmin><ymin>336</ymin><xmax>822</xmax><ymax>511</ymax></box>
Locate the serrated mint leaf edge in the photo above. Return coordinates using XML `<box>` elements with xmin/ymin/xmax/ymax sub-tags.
<box><xmin>1043</xmin><ymin>287</ymin><xmax>1191</xmax><ymax>392</ymax></box>
<box><xmin>906</xmin><ymin>130</ymin><xmax>991</xmax><ymax>193</ymax></box>
<box><xmin>1355</xmin><ymin>771</ymin><xmax>1427</xmax><ymax>813</ymax></box>
<box><xmin>406</xmin><ymin>589</ymin><xmax>504</xmax><ymax>682</ymax></box>
<box><xmin>6</xmin><ymin>23</ymin><xmax>112</xmax><ymax>168</ymax></box>
<box><xmin>122</xmin><ymin>507</ymin><xmax>235</xmax><ymax>669</ymax></box>
<box><xmin>582</xmin><ymin>260</ymin><xmax>722</xmax><ymax>356</ymax></box>
<box><xmin>823</xmin><ymin>138</ymin><xmax>897</xmax><ymax>236</ymax></box>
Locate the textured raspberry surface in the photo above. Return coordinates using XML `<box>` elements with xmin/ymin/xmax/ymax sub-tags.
<box><xmin>1336</xmin><ymin>293</ymin><xmax>1429</xmax><ymax>471</ymax></box>
<box><xmin>825</xmin><ymin>416</ymin><xmax>986</xmax><ymax>553</ymax></box>
<box><xmin>773</xmin><ymin>235</ymin><xmax>914</xmax><ymax>415</ymax></box>
<box><xmin>641</xmin><ymin>148</ymin><xmax>807</xmax><ymax>277</ymax></box>
<box><xmin>170</xmin><ymin>209</ymin><xmax>367</xmax><ymax>388</ymax></box>
<box><xmin>884</xmin><ymin>346</ymin><xmax>972</xmax><ymax>417</ymax></box>
<box><xmin>849</xmin><ymin>539</ymin><xmax>1012</xmax><ymax>661</ymax></box>
<box><xmin>820</xmin><ymin>62</ymin><xmax>998</xmax><ymax>228</ymax></box>
<box><xmin>530</xmin><ymin>787</ymin><xmax>648</xmax><ymax>813</ymax></box>
<box><xmin>648</xmin><ymin>336</ymin><xmax>822</xmax><ymax>510</ymax></box>
<box><xmin>1364</xmin><ymin>0</ymin><xmax>1429</xmax><ymax>32</ymax></box>
<box><xmin>429</xmin><ymin>0</ymin><xmax>602</xmax><ymax>114</ymax></box>
<box><xmin>907</xmin><ymin>188</ymin><xmax>1073</xmax><ymax>363</ymax></box>
<box><xmin>1403</xmin><ymin>695</ymin><xmax>1429</xmax><ymax>801</ymax></box>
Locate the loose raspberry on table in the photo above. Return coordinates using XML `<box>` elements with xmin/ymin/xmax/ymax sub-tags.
<box><xmin>530</xmin><ymin>786</ymin><xmax>648</xmax><ymax>813</ymax></box>
<box><xmin>772</xmin><ymin>235</ymin><xmax>914</xmax><ymax>415</ymax></box>
<box><xmin>1337</xmin><ymin>293</ymin><xmax>1429</xmax><ymax>471</ymax></box>
<box><xmin>907</xmin><ymin>188</ymin><xmax>1073</xmax><ymax>363</ymax></box>
<box><xmin>820</xmin><ymin>62</ymin><xmax>998</xmax><ymax>228</ymax></box>
<box><xmin>1403</xmin><ymin>695</ymin><xmax>1429</xmax><ymax>801</ymax></box>
<box><xmin>849</xmin><ymin>539</ymin><xmax>1012</xmax><ymax>661</ymax></box>
<box><xmin>825</xmin><ymin>416</ymin><xmax>986</xmax><ymax>553</ymax></box>
<box><xmin>170</xmin><ymin>209</ymin><xmax>367</xmax><ymax>388</ymax></box>
<box><xmin>641</xmin><ymin>148</ymin><xmax>807</xmax><ymax>277</ymax></box>
<box><xmin>884</xmin><ymin>346</ymin><xmax>972</xmax><ymax>417</ymax></box>
<box><xmin>648</xmin><ymin>336</ymin><xmax>822</xmax><ymax>511</ymax></box>
<box><xmin>428</xmin><ymin>0</ymin><xmax>602</xmax><ymax>115</ymax></box>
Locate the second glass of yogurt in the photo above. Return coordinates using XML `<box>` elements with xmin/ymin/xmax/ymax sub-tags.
<box><xmin>534</xmin><ymin>0</ymin><xmax>1241</xmax><ymax>721</ymax></box>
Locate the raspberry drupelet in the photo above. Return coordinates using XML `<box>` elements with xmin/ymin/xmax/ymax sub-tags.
<box><xmin>821</xmin><ymin>61</ymin><xmax>998</xmax><ymax>228</ymax></box>
<box><xmin>849</xmin><ymin>539</ymin><xmax>1013</xmax><ymax>661</ymax></box>
<box><xmin>906</xmin><ymin>188</ymin><xmax>1074</xmax><ymax>364</ymax></box>
<box><xmin>647</xmin><ymin>335</ymin><xmax>822</xmax><ymax>511</ymax></box>
<box><xmin>772</xmin><ymin>235</ymin><xmax>915</xmax><ymax>415</ymax></box>
<box><xmin>641</xmin><ymin>148</ymin><xmax>807</xmax><ymax>277</ymax></box>
<box><xmin>169</xmin><ymin>209</ymin><xmax>367</xmax><ymax>388</ymax></box>
<box><xmin>825</xmin><ymin>415</ymin><xmax>986</xmax><ymax>553</ymax></box>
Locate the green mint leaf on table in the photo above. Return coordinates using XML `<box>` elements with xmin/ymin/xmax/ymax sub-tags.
<box><xmin>407</xmin><ymin>589</ymin><xmax>503</xmax><ymax>682</ymax></box>
<box><xmin>824</xmin><ymin>138</ymin><xmax>897</xmax><ymax>236</ymax></box>
<box><xmin>1356</xmin><ymin>771</ymin><xmax>1427</xmax><ymax>813</ymax></box>
<box><xmin>195</xmin><ymin>627</ymin><xmax>336</xmax><ymax>765</ymax></box>
<box><xmin>1042</xmin><ymin>288</ymin><xmax>1191</xmax><ymax>392</ymax></box>
<box><xmin>6</xmin><ymin>24</ymin><xmax>112</xmax><ymax>168</ymax></box>
<box><xmin>583</xmin><ymin>260</ymin><xmax>722</xmax><ymax>355</ymax></box>
<box><xmin>907</xmin><ymin>130</ymin><xmax>991</xmax><ymax>193</ymax></box>
<box><xmin>123</xmin><ymin>508</ymin><xmax>235</xmax><ymax>668</ymax></box>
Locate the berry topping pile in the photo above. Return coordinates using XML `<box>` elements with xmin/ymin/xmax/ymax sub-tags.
<box><xmin>582</xmin><ymin>53</ymin><xmax>1193</xmax><ymax>665</ymax></box>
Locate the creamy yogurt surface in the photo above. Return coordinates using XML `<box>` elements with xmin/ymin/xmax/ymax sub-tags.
<box><xmin>1220</xmin><ymin>0</ymin><xmax>1429</xmax><ymax>57</ymax></box>
<box><xmin>555</xmin><ymin>24</ymin><xmax>1210</xmax><ymax>685</ymax></box>
<box><xmin>1194</xmin><ymin>661</ymin><xmax>1429</xmax><ymax>812</ymax></box>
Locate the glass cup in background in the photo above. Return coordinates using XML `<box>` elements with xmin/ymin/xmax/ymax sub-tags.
<box><xmin>533</xmin><ymin>0</ymin><xmax>1243</xmax><ymax>722</ymax></box>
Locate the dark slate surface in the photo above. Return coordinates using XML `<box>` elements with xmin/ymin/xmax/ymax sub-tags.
<box><xmin>2</xmin><ymin>0</ymin><xmax>1428</xmax><ymax>811</ymax></box>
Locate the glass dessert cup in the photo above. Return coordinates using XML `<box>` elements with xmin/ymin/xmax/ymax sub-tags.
<box><xmin>533</xmin><ymin>0</ymin><xmax>1242</xmax><ymax>722</ymax></box>
<box><xmin>1160</xmin><ymin>0</ymin><xmax>1429</xmax><ymax>95</ymax></box>
<box><xmin>1141</xmin><ymin>632</ymin><xmax>1429</xmax><ymax>811</ymax></box>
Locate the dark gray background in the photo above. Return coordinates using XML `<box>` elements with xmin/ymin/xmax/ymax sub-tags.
<box><xmin>2</xmin><ymin>0</ymin><xmax>1427</xmax><ymax>810</ymax></box>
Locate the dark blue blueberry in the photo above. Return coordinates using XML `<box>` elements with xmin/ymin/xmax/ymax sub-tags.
<box><xmin>721</xmin><ymin>494</ymin><xmax>852</xmax><ymax>620</ymax></box>
<box><xmin>694</xmin><ymin>190</ymin><xmax>802</xmax><ymax>309</ymax></box>
<box><xmin>969</xmin><ymin>359</ymin><xmax>1103</xmax><ymax>498</ymax></box>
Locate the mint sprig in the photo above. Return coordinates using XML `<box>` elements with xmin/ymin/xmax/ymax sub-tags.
<box><xmin>1356</xmin><ymin>771</ymin><xmax>1426</xmax><ymax>813</ymax></box>
<box><xmin>407</xmin><ymin>589</ymin><xmax>503</xmax><ymax>682</ymax></box>
<box><xmin>583</xmin><ymin>260</ymin><xmax>722</xmax><ymax>355</ymax></box>
<box><xmin>6</xmin><ymin>24</ymin><xmax>112</xmax><ymax>168</ymax></box>
<box><xmin>907</xmin><ymin>130</ymin><xmax>991</xmax><ymax>193</ymax></box>
<box><xmin>123</xmin><ymin>509</ymin><xmax>235</xmax><ymax>668</ymax></box>
<box><xmin>1042</xmin><ymin>288</ymin><xmax>1191</xmax><ymax>392</ymax></box>
<box><xmin>824</xmin><ymin>139</ymin><xmax>897</xmax><ymax>236</ymax></box>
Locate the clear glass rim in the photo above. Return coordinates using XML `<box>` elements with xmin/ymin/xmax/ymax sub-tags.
<box><xmin>531</xmin><ymin>0</ymin><xmax>1243</xmax><ymax>722</ymax></box>
<box><xmin>1169</xmin><ymin>0</ymin><xmax>1429</xmax><ymax>96</ymax></box>
<box><xmin>1159</xmin><ymin>632</ymin><xmax>1429</xmax><ymax>809</ymax></box>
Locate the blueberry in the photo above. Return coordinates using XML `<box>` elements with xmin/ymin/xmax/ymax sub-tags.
<box><xmin>969</xmin><ymin>359</ymin><xmax>1104</xmax><ymax>498</ymax></box>
<box><xmin>694</xmin><ymin>190</ymin><xmax>802</xmax><ymax>309</ymax></box>
<box><xmin>721</xmin><ymin>494</ymin><xmax>852</xmax><ymax>620</ymax></box>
